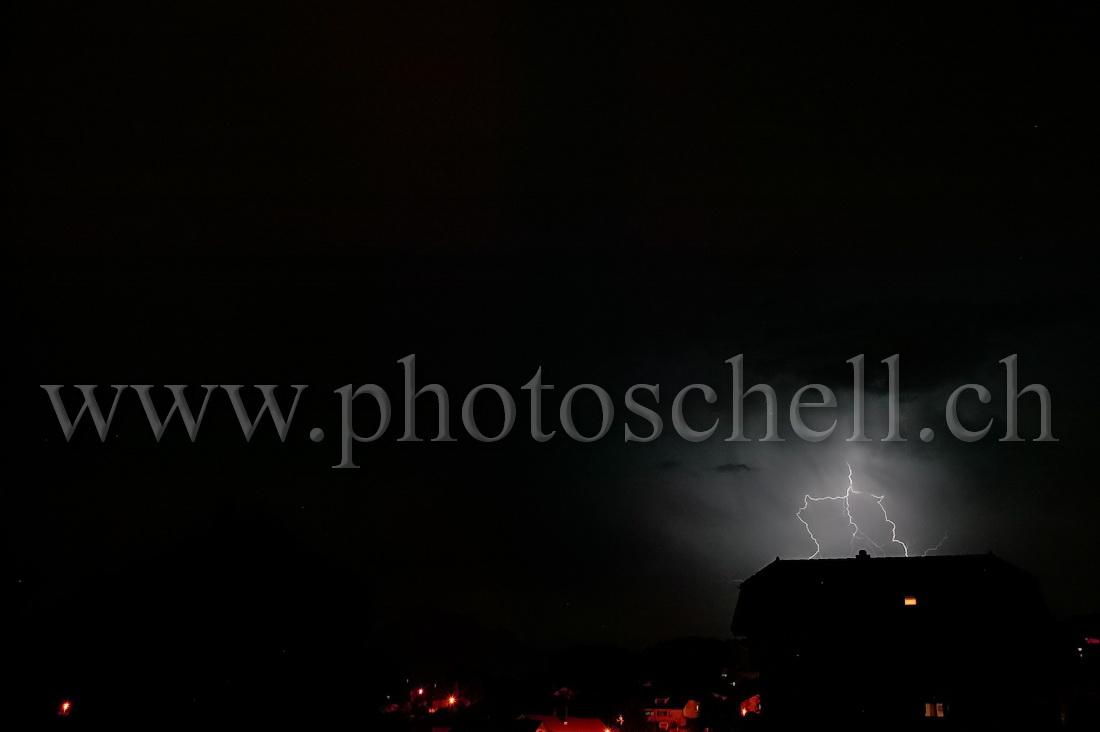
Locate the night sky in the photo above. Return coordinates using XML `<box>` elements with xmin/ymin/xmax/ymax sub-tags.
<box><xmin>7</xmin><ymin>2</ymin><xmax>1098</xmax><ymax>722</ymax></box>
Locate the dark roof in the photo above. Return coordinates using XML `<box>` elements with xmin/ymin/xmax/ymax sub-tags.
<box><xmin>643</xmin><ymin>694</ymin><xmax>693</xmax><ymax>710</ymax></box>
<box><xmin>741</xmin><ymin>551</ymin><xmax>1036</xmax><ymax>587</ymax></box>
<box><xmin>525</xmin><ymin>716</ymin><xmax>607</xmax><ymax>732</ymax></box>
<box><xmin>449</xmin><ymin>719</ymin><xmax>541</xmax><ymax>732</ymax></box>
<box><xmin>732</xmin><ymin>552</ymin><xmax>1050</xmax><ymax>637</ymax></box>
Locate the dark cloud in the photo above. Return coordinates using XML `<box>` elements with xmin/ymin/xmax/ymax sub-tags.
<box><xmin>7</xmin><ymin>1</ymin><xmax>1097</xmax><ymax>674</ymax></box>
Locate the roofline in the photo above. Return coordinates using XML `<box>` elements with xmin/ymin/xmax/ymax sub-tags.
<box><xmin>737</xmin><ymin>551</ymin><xmax>1038</xmax><ymax>589</ymax></box>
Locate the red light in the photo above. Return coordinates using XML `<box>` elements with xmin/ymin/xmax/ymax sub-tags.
<box><xmin>59</xmin><ymin>701</ymin><xmax>72</xmax><ymax>716</ymax></box>
<box><xmin>418</xmin><ymin>688</ymin><xmax>424</xmax><ymax>695</ymax></box>
<box><xmin>1086</xmin><ymin>638</ymin><xmax>1099</xmax><ymax>645</ymax></box>
<box><xmin>448</xmin><ymin>696</ymin><xmax>456</xmax><ymax>705</ymax></box>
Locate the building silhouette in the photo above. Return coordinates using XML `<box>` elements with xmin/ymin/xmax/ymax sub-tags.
<box><xmin>731</xmin><ymin>551</ymin><xmax>1059</xmax><ymax>728</ymax></box>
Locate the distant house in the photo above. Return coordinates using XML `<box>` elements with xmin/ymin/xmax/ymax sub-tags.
<box><xmin>731</xmin><ymin>551</ymin><xmax>1059</xmax><ymax>727</ymax></box>
<box><xmin>525</xmin><ymin>715</ymin><xmax>608</xmax><ymax>732</ymax></box>
<box><xmin>430</xmin><ymin>694</ymin><xmax>463</xmax><ymax>712</ymax></box>
<box><xmin>643</xmin><ymin>695</ymin><xmax>700</xmax><ymax>730</ymax></box>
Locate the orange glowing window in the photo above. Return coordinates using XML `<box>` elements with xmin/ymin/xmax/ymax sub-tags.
<box><xmin>904</xmin><ymin>596</ymin><xmax>917</xmax><ymax>606</ymax></box>
<box><xmin>924</xmin><ymin>702</ymin><xmax>947</xmax><ymax>717</ymax></box>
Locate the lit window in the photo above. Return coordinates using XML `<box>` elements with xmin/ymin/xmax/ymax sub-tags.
<box><xmin>924</xmin><ymin>702</ymin><xmax>948</xmax><ymax>718</ymax></box>
<box><xmin>904</xmin><ymin>596</ymin><xmax>917</xmax><ymax>606</ymax></box>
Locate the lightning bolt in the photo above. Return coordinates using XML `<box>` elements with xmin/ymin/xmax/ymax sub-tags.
<box><xmin>922</xmin><ymin>532</ymin><xmax>949</xmax><ymax>556</ymax></box>
<box><xmin>797</xmin><ymin>463</ymin><xmax>913</xmax><ymax>558</ymax></box>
